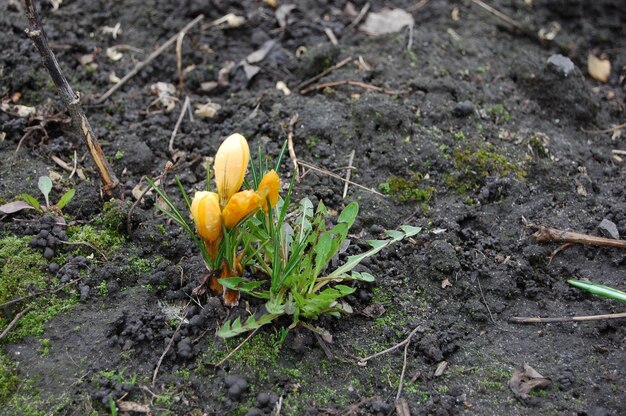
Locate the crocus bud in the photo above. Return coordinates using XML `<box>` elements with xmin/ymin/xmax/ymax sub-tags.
<box><xmin>214</xmin><ymin>133</ymin><xmax>250</xmax><ymax>206</ymax></box>
<box><xmin>221</xmin><ymin>190</ymin><xmax>261</xmax><ymax>229</ymax></box>
<box><xmin>190</xmin><ymin>191</ymin><xmax>222</xmax><ymax>243</ymax></box>
<box><xmin>257</xmin><ymin>170</ymin><xmax>280</xmax><ymax>210</ymax></box>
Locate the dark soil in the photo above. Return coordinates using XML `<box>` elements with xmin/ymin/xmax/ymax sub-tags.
<box><xmin>1</xmin><ymin>1</ymin><xmax>625</xmax><ymax>415</ymax></box>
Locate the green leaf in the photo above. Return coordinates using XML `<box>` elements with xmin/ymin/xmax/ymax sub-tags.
<box><xmin>56</xmin><ymin>189</ymin><xmax>75</xmax><ymax>210</ymax></box>
<box><xmin>38</xmin><ymin>176</ymin><xmax>53</xmax><ymax>207</ymax></box>
<box><xmin>217</xmin><ymin>313</ymin><xmax>280</xmax><ymax>338</ymax></box>
<box><xmin>400</xmin><ymin>225</ymin><xmax>422</xmax><ymax>236</ymax></box>
<box><xmin>337</xmin><ymin>202</ymin><xmax>358</xmax><ymax>226</ymax></box>
<box><xmin>385</xmin><ymin>229</ymin><xmax>404</xmax><ymax>239</ymax></box>
<box><xmin>21</xmin><ymin>193</ymin><xmax>41</xmax><ymax>212</ymax></box>
<box><xmin>314</xmin><ymin>233</ymin><xmax>333</xmax><ymax>276</ymax></box>
<box><xmin>218</xmin><ymin>277</ymin><xmax>267</xmax><ymax>297</ymax></box>
<box><xmin>568</xmin><ymin>280</ymin><xmax>626</xmax><ymax>303</ymax></box>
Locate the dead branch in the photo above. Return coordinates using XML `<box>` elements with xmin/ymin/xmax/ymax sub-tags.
<box><xmin>359</xmin><ymin>325</ymin><xmax>420</xmax><ymax>364</ymax></box>
<box><xmin>511</xmin><ymin>312</ymin><xmax>626</xmax><ymax>323</ymax></box>
<box><xmin>532</xmin><ymin>226</ymin><xmax>626</xmax><ymax>250</ymax></box>
<box><xmin>96</xmin><ymin>14</ymin><xmax>204</xmax><ymax>104</ymax></box>
<box><xmin>23</xmin><ymin>0</ymin><xmax>120</xmax><ymax>197</ymax></box>
<box><xmin>300</xmin><ymin>80</ymin><xmax>410</xmax><ymax>96</ymax></box>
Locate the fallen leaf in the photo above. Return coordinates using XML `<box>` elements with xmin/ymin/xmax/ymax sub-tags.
<box><xmin>116</xmin><ymin>400</ymin><xmax>150</xmax><ymax>413</ymax></box>
<box><xmin>588</xmin><ymin>54</ymin><xmax>610</xmax><ymax>83</ymax></box>
<box><xmin>360</xmin><ymin>8</ymin><xmax>414</xmax><ymax>35</ymax></box>
<box><xmin>241</xmin><ymin>62</ymin><xmax>261</xmax><ymax>80</ymax></box>
<box><xmin>0</xmin><ymin>201</ymin><xmax>34</xmax><ymax>214</ymax></box>
<box><xmin>195</xmin><ymin>101</ymin><xmax>221</xmax><ymax>118</ymax></box>
<box><xmin>78</xmin><ymin>54</ymin><xmax>94</xmax><ymax>66</ymax></box>
<box><xmin>441</xmin><ymin>278</ymin><xmax>452</xmax><ymax>289</ymax></box>
<box><xmin>247</xmin><ymin>40</ymin><xmax>277</xmax><ymax>64</ymax></box>
<box><xmin>0</xmin><ymin>132</ymin><xmax>5</xmax><ymax>142</ymax></box>
<box><xmin>434</xmin><ymin>361</ymin><xmax>448</xmax><ymax>377</ymax></box>
<box><xmin>509</xmin><ymin>364</ymin><xmax>551</xmax><ymax>400</ymax></box>
<box><xmin>276</xmin><ymin>4</ymin><xmax>297</xmax><ymax>28</ymax></box>
<box><xmin>362</xmin><ymin>303</ymin><xmax>385</xmax><ymax>318</ymax></box>
<box><xmin>395</xmin><ymin>397</ymin><xmax>410</xmax><ymax>416</ymax></box>
<box><xmin>109</xmin><ymin>72</ymin><xmax>120</xmax><ymax>84</ymax></box>
<box><xmin>15</xmin><ymin>105</ymin><xmax>36</xmax><ymax>118</ymax></box>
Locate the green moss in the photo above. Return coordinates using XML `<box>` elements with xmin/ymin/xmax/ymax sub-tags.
<box><xmin>127</xmin><ymin>257</ymin><xmax>152</xmax><ymax>274</ymax></box>
<box><xmin>99</xmin><ymin>199</ymin><xmax>129</xmax><ymax>233</ymax></box>
<box><xmin>305</xmin><ymin>135</ymin><xmax>320</xmax><ymax>150</ymax></box>
<box><xmin>446</xmin><ymin>146</ymin><xmax>526</xmax><ymax>194</ymax></box>
<box><xmin>486</xmin><ymin>104</ymin><xmax>510</xmax><ymax>124</ymax></box>
<box><xmin>96</xmin><ymin>280</ymin><xmax>108</xmax><ymax>297</ymax></box>
<box><xmin>38</xmin><ymin>338</ymin><xmax>50</xmax><ymax>357</ymax></box>
<box><xmin>67</xmin><ymin>224</ymin><xmax>123</xmax><ymax>254</ymax></box>
<box><xmin>378</xmin><ymin>175</ymin><xmax>435</xmax><ymax>204</ymax></box>
<box><xmin>0</xmin><ymin>352</ymin><xmax>19</xmax><ymax>404</ymax></box>
<box><xmin>0</xmin><ymin>236</ymin><xmax>47</xmax><ymax>303</ymax></box>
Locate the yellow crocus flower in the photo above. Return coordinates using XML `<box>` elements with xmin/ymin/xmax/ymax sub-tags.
<box><xmin>257</xmin><ymin>170</ymin><xmax>280</xmax><ymax>211</ymax></box>
<box><xmin>214</xmin><ymin>133</ymin><xmax>250</xmax><ymax>206</ymax></box>
<box><xmin>221</xmin><ymin>190</ymin><xmax>261</xmax><ymax>229</ymax></box>
<box><xmin>190</xmin><ymin>191</ymin><xmax>222</xmax><ymax>243</ymax></box>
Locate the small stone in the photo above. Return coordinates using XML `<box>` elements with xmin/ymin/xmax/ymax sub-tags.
<box><xmin>228</xmin><ymin>384</ymin><xmax>243</xmax><ymax>400</ymax></box>
<box><xmin>44</xmin><ymin>247</ymin><xmax>55</xmax><ymax>260</ymax></box>
<box><xmin>225</xmin><ymin>374</ymin><xmax>240</xmax><ymax>388</ymax></box>
<box><xmin>369</xmin><ymin>224</ymin><xmax>384</xmax><ymax>234</ymax></box>
<box><xmin>80</xmin><ymin>285</ymin><xmax>90</xmax><ymax>301</ymax></box>
<box><xmin>257</xmin><ymin>392</ymin><xmax>270</xmax><ymax>407</ymax></box>
<box><xmin>598</xmin><ymin>218</ymin><xmax>619</xmax><ymax>240</ymax></box>
<box><xmin>453</xmin><ymin>100</ymin><xmax>474</xmax><ymax>117</ymax></box>
<box><xmin>547</xmin><ymin>54</ymin><xmax>575</xmax><ymax>77</ymax></box>
<box><xmin>37</xmin><ymin>229</ymin><xmax>50</xmax><ymax>239</ymax></box>
<box><xmin>246</xmin><ymin>408</ymin><xmax>263</xmax><ymax>416</ymax></box>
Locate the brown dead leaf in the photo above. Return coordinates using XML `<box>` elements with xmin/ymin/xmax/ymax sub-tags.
<box><xmin>360</xmin><ymin>8</ymin><xmax>414</xmax><ymax>35</ymax></box>
<box><xmin>434</xmin><ymin>361</ymin><xmax>448</xmax><ymax>377</ymax></box>
<box><xmin>509</xmin><ymin>363</ymin><xmax>551</xmax><ymax>400</ymax></box>
<box><xmin>588</xmin><ymin>54</ymin><xmax>611</xmax><ymax>83</ymax></box>
<box><xmin>247</xmin><ymin>40</ymin><xmax>277</xmax><ymax>64</ymax></box>
<box><xmin>0</xmin><ymin>201</ymin><xmax>34</xmax><ymax>215</ymax></box>
<box><xmin>362</xmin><ymin>303</ymin><xmax>386</xmax><ymax>318</ymax></box>
<box><xmin>116</xmin><ymin>400</ymin><xmax>150</xmax><ymax>413</ymax></box>
<box><xmin>441</xmin><ymin>278</ymin><xmax>452</xmax><ymax>289</ymax></box>
<box><xmin>194</xmin><ymin>101</ymin><xmax>221</xmax><ymax>118</ymax></box>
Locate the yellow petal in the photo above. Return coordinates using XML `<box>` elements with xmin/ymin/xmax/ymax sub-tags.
<box><xmin>257</xmin><ymin>170</ymin><xmax>280</xmax><ymax>210</ymax></box>
<box><xmin>214</xmin><ymin>133</ymin><xmax>250</xmax><ymax>205</ymax></box>
<box><xmin>190</xmin><ymin>191</ymin><xmax>223</xmax><ymax>243</ymax></box>
<box><xmin>221</xmin><ymin>190</ymin><xmax>261</xmax><ymax>229</ymax></box>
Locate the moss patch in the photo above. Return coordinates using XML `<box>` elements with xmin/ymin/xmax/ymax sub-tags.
<box><xmin>379</xmin><ymin>174</ymin><xmax>435</xmax><ymax>204</ymax></box>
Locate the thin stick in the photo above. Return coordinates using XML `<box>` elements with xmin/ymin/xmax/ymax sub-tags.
<box><xmin>359</xmin><ymin>325</ymin><xmax>420</xmax><ymax>364</ymax></box>
<box><xmin>287</xmin><ymin>114</ymin><xmax>300</xmax><ymax>182</ymax></box>
<box><xmin>23</xmin><ymin>0</ymin><xmax>120</xmax><ymax>197</ymax></box>
<box><xmin>298</xmin><ymin>160</ymin><xmax>384</xmax><ymax>196</ymax></box>
<box><xmin>344</xmin><ymin>2</ymin><xmax>370</xmax><ymax>33</ymax></box>
<box><xmin>176</xmin><ymin>32</ymin><xmax>186</xmax><ymax>90</ymax></box>
<box><xmin>407</xmin><ymin>0</ymin><xmax>430</xmax><ymax>12</ymax></box>
<box><xmin>582</xmin><ymin>121</ymin><xmax>626</xmax><ymax>135</ymax></box>
<box><xmin>342</xmin><ymin>150</ymin><xmax>355</xmax><ymax>198</ymax></box>
<box><xmin>477</xmin><ymin>277</ymin><xmax>496</xmax><ymax>324</ymax></box>
<box><xmin>0</xmin><ymin>279</ymin><xmax>81</xmax><ymax>309</ymax></box>
<box><xmin>152</xmin><ymin>301</ymin><xmax>190</xmax><ymax>386</ymax></box>
<box><xmin>96</xmin><ymin>14</ymin><xmax>204</xmax><ymax>104</ymax></box>
<box><xmin>58</xmin><ymin>240</ymin><xmax>108</xmax><ymax>262</ymax></box>
<box><xmin>300</xmin><ymin>80</ymin><xmax>410</xmax><ymax>95</ymax></box>
<box><xmin>213</xmin><ymin>327</ymin><xmax>260</xmax><ymax>368</ymax></box>
<box><xmin>324</xmin><ymin>28</ymin><xmax>338</xmax><ymax>45</ymax></box>
<box><xmin>395</xmin><ymin>337</ymin><xmax>411</xmax><ymax>400</ymax></box>
<box><xmin>0</xmin><ymin>306</ymin><xmax>34</xmax><ymax>341</ymax></box>
<box><xmin>169</xmin><ymin>96</ymin><xmax>191</xmax><ymax>154</ymax></box>
<box><xmin>470</xmin><ymin>0</ymin><xmax>538</xmax><ymax>41</ymax></box>
<box><xmin>127</xmin><ymin>162</ymin><xmax>173</xmax><ymax>235</ymax></box>
<box><xmin>511</xmin><ymin>312</ymin><xmax>626</xmax><ymax>323</ymax></box>
<box><xmin>297</xmin><ymin>56</ymin><xmax>352</xmax><ymax>91</ymax></box>
<box><xmin>532</xmin><ymin>226</ymin><xmax>626</xmax><ymax>250</ymax></box>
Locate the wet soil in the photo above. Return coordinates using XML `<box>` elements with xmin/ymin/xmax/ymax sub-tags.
<box><xmin>1</xmin><ymin>1</ymin><xmax>625</xmax><ymax>415</ymax></box>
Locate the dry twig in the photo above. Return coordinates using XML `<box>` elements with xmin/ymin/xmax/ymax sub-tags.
<box><xmin>300</xmin><ymin>80</ymin><xmax>410</xmax><ymax>95</ymax></box>
<box><xmin>96</xmin><ymin>14</ymin><xmax>204</xmax><ymax>104</ymax></box>
<box><xmin>169</xmin><ymin>96</ymin><xmax>191</xmax><ymax>155</ymax></box>
<box><xmin>152</xmin><ymin>301</ymin><xmax>190</xmax><ymax>385</ymax></box>
<box><xmin>213</xmin><ymin>328</ymin><xmax>260</xmax><ymax>368</ymax></box>
<box><xmin>0</xmin><ymin>306</ymin><xmax>34</xmax><ymax>341</ymax></box>
<box><xmin>287</xmin><ymin>115</ymin><xmax>300</xmax><ymax>181</ymax></box>
<box><xmin>297</xmin><ymin>56</ymin><xmax>352</xmax><ymax>91</ymax></box>
<box><xmin>582</xmin><ymin>121</ymin><xmax>626</xmax><ymax>135</ymax></box>
<box><xmin>0</xmin><ymin>279</ymin><xmax>81</xmax><ymax>309</ymax></box>
<box><xmin>511</xmin><ymin>312</ymin><xmax>626</xmax><ymax>324</ymax></box>
<box><xmin>343</xmin><ymin>2</ymin><xmax>370</xmax><ymax>34</ymax></box>
<box><xmin>298</xmin><ymin>160</ymin><xmax>384</xmax><ymax>196</ymax></box>
<box><xmin>532</xmin><ymin>226</ymin><xmax>626</xmax><ymax>250</ymax></box>
<box><xmin>342</xmin><ymin>150</ymin><xmax>355</xmax><ymax>198</ymax></box>
<box><xmin>23</xmin><ymin>0</ymin><xmax>120</xmax><ymax>197</ymax></box>
<box><xmin>359</xmin><ymin>325</ymin><xmax>420</xmax><ymax>364</ymax></box>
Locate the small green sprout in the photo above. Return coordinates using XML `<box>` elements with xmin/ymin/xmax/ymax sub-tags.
<box><xmin>0</xmin><ymin>175</ymin><xmax>75</xmax><ymax>215</ymax></box>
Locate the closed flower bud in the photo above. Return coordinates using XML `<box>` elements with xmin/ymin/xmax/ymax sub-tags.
<box><xmin>221</xmin><ymin>190</ymin><xmax>261</xmax><ymax>229</ymax></box>
<box><xmin>257</xmin><ymin>170</ymin><xmax>280</xmax><ymax>210</ymax></box>
<box><xmin>190</xmin><ymin>191</ymin><xmax>222</xmax><ymax>243</ymax></box>
<box><xmin>214</xmin><ymin>133</ymin><xmax>250</xmax><ymax>206</ymax></box>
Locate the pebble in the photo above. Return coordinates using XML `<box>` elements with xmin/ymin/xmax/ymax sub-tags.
<box><xmin>44</xmin><ymin>247</ymin><xmax>55</xmax><ymax>260</ymax></box>
<box><xmin>48</xmin><ymin>263</ymin><xmax>59</xmax><ymax>274</ymax></box>
<box><xmin>257</xmin><ymin>392</ymin><xmax>270</xmax><ymax>407</ymax></box>
<box><xmin>547</xmin><ymin>54</ymin><xmax>575</xmax><ymax>77</ymax></box>
<box><xmin>79</xmin><ymin>285</ymin><xmax>90</xmax><ymax>302</ymax></box>
<box><xmin>598</xmin><ymin>218</ymin><xmax>619</xmax><ymax>240</ymax></box>
<box><xmin>453</xmin><ymin>100</ymin><xmax>474</xmax><ymax>117</ymax></box>
<box><xmin>245</xmin><ymin>408</ymin><xmax>263</xmax><ymax>416</ymax></box>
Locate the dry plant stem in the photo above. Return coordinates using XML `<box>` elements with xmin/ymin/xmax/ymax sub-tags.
<box><xmin>477</xmin><ymin>277</ymin><xmax>496</xmax><ymax>324</ymax></box>
<box><xmin>0</xmin><ymin>278</ymin><xmax>81</xmax><ymax>309</ymax></box>
<box><xmin>24</xmin><ymin>0</ymin><xmax>120</xmax><ymax>197</ymax></box>
<box><xmin>213</xmin><ymin>327</ymin><xmax>260</xmax><ymax>368</ymax></box>
<box><xmin>395</xmin><ymin>337</ymin><xmax>411</xmax><ymax>400</ymax></box>
<box><xmin>126</xmin><ymin>163</ymin><xmax>173</xmax><ymax>235</ymax></box>
<box><xmin>297</xmin><ymin>56</ymin><xmax>352</xmax><ymax>91</ymax></box>
<box><xmin>58</xmin><ymin>240</ymin><xmax>108</xmax><ymax>261</ymax></box>
<box><xmin>532</xmin><ymin>226</ymin><xmax>626</xmax><ymax>249</ymax></box>
<box><xmin>511</xmin><ymin>312</ymin><xmax>626</xmax><ymax>323</ymax></box>
<box><xmin>0</xmin><ymin>306</ymin><xmax>34</xmax><ymax>341</ymax></box>
<box><xmin>169</xmin><ymin>96</ymin><xmax>191</xmax><ymax>154</ymax></box>
<box><xmin>298</xmin><ymin>160</ymin><xmax>384</xmax><ymax>196</ymax></box>
<box><xmin>359</xmin><ymin>325</ymin><xmax>420</xmax><ymax>364</ymax></box>
<box><xmin>152</xmin><ymin>301</ymin><xmax>190</xmax><ymax>386</ymax></box>
<box><xmin>582</xmin><ymin>121</ymin><xmax>626</xmax><ymax>135</ymax></box>
<box><xmin>300</xmin><ymin>80</ymin><xmax>410</xmax><ymax>95</ymax></box>
<box><xmin>96</xmin><ymin>14</ymin><xmax>204</xmax><ymax>104</ymax></box>
<box><xmin>176</xmin><ymin>32</ymin><xmax>185</xmax><ymax>90</ymax></box>
<box><xmin>342</xmin><ymin>150</ymin><xmax>355</xmax><ymax>198</ymax></box>
<box><xmin>407</xmin><ymin>0</ymin><xmax>430</xmax><ymax>12</ymax></box>
<box><xmin>343</xmin><ymin>2</ymin><xmax>370</xmax><ymax>34</ymax></box>
<box><xmin>287</xmin><ymin>114</ymin><xmax>300</xmax><ymax>181</ymax></box>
